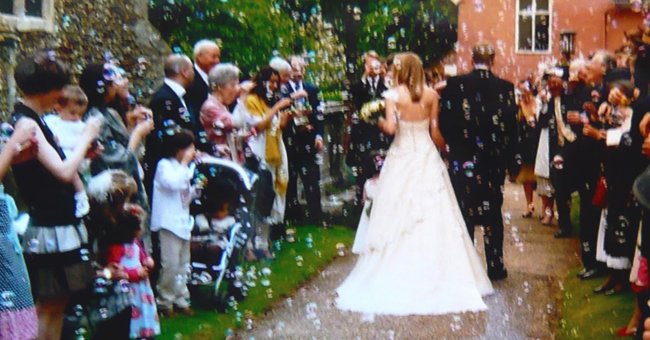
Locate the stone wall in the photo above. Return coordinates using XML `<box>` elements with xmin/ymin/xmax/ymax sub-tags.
<box><xmin>0</xmin><ymin>0</ymin><xmax>168</xmax><ymax>118</ymax></box>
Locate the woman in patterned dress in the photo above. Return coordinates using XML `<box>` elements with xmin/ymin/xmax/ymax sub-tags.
<box><xmin>0</xmin><ymin>123</ymin><xmax>40</xmax><ymax>339</ymax></box>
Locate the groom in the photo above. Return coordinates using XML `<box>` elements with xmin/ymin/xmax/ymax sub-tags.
<box><xmin>439</xmin><ymin>43</ymin><xmax>520</xmax><ymax>281</ymax></box>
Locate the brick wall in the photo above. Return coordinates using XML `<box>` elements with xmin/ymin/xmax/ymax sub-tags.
<box><xmin>457</xmin><ymin>0</ymin><xmax>643</xmax><ymax>83</ymax></box>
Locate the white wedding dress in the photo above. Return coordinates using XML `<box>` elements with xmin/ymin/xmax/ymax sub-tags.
<box><xmin>336</xmin><ymin>98</ymin><xmax>494</xmax><ymax>315</ymax></box>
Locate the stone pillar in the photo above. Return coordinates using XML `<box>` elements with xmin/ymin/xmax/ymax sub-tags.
<box><xmin>0</xmin><ymin>26</ymin><xmax>19</xmax><ymax>120</ymax></box>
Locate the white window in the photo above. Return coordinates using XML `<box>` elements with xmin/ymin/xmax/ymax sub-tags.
<box><xmin>516</xmin><ymin>0</ymin><xmax>552</xmax><ymax>53</ymax></box>
<box><xmin>0</xmin><ymin>0</ymin><xmax>54</xmax><ymax>32</ymax></box>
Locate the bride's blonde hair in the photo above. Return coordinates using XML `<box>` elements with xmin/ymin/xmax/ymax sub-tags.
<box><xmin>393</xmin><ymin>52</ymin><xmax>425</xmax><ymax>102</ymax></box>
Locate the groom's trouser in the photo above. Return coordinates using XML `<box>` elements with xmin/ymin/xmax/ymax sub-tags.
<box><xmin>467</xmin><ymin>209</ymin><xmax>506</xmax><ymax>274</ymax></box>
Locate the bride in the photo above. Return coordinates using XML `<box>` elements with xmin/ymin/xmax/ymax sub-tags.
<box><xmin>336</xmin><ymin>52</ymin><xmax>494</xmax><ymax>315</ymax></box>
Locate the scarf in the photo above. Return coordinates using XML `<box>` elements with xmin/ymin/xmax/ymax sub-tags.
<box><xmin>554</xmin><ymin>96</ymin><xmax>576</xmax><ymax>146</ymax></box>
<box><xmin>244</xmin><ymin>95</ymin><xmax>287</xmax><ymax>195</ymax></box>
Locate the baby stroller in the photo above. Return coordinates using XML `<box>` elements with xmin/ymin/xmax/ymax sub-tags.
<box><xmin>188</xmin><ymin>156</ymin><xmax>256</xmax><ymax>310</ymax></box>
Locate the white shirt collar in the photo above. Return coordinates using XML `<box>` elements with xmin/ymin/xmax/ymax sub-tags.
<box><xmin>474</xmin><ymin>64</ymin><xmax>490</xmax><ymax>71</ymax></box>
<box><xmin>289</xmin><ymin>79</ymin><xmax>303</xmax><ymax>91</ymax></box>
<box><xmin>164</xmin><ymin>78</ymin><xmax>187</xmax><ymax>99</ymax></box>
<box><xmin>195</xmin><ymin>65</ymin><xmax>209</xmax><ymax>86</ymax></box>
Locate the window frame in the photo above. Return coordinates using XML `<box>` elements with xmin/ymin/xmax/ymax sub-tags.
<box><xmin>0</xmin><ymin>0</ymin><xmax>54</xmax><ymax>33</ymax></box>
<box><xmin>515</xmin><ymin>0</ymin><xmax>553</xmax><ymax>55</ymax></box>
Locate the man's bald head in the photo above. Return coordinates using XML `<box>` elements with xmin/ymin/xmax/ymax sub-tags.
<box><xmin>164</xmin><ymin>54</ymin><xmax>195</xmax><ymax>87</ymax></box>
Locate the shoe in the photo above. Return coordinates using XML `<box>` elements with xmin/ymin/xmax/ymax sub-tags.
<box><xmin>593</xmin><ymin>280</ymin><xmax>615</xmax><ymax>294</ymax></box>
<box><xmin>158</xmin><ymin>308</ymin><xmax>175</xmax><ymax>318</ymax></box>
<box><xmin>578</xmin><ymin>268</ymin><xmax>602</xmax><ymax>280</ymax></box>
<box><xmin>576</xmin><ymin>267</ymin><xmax>588</xmax><ymax>277</ymax></box>
<box><xmin>604</xmin><ymin>283</ymin><xmax>626</xmax><ymax>296</ymax></box>
<box><xmin>616</xmin><ymin>326</ymin><xmax>637</xmax><ymax>337</ymax></box>
<box><xmin>554</xmin><ymin>230</ymin><xmax>571</xmax><ymax>238</ymax></box>
<box><xmin>522</xmin><ymin>204</ymin><xmax>535</xmax><ymax>218</ymax></box>
<box><xmin>488</xmin><ymin>269</ymin><xmax>508</xmax><ymax>281</ymax></box>
<box><xmin>174</xmin><ymin>306</ymin><xmax>195</xmax><ymax>316</ymax></box>
<box><xmin>541</xmin><ymin>208</ymin><xmax>554</xmax><ymax>225</ymax></box>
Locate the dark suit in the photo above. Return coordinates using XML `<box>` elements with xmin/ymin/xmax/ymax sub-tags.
<box><xmin>143</xmin><ymin>82</ymin><xmax>193</xmax><ymax>199</ymax></box>
<box><xmin>346</xmin><ymin>76</ymin><xmax>391</xmax><ymax>209</ymax></box>
<box><xmin>185</xmin><ymin>66</ymin><xmax>210</xmax><ymax>131</ymax></box>
<box><xmin>439</xmin><ymin>69</ymin><xmax>519</xmax><ymax>277</ymax></box>
<box><xmin>281</xmin><ymin>81</ymin><xmax>324</xmax><ymax>225</ymax></box>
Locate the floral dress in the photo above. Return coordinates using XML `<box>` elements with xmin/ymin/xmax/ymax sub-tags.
<box><xmin>0</xmin><ymin>187</ymin><xmax>37</xmax><ymax>339</ymax></box>
<box><xmin>107</xmin><ymin>240</ymin><xmax>160</xmax><ymax>338</ymax></box>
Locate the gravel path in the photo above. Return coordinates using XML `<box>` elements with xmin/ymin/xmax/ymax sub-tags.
<box><xmin>237</xmin><ymin>182</ymin><xmax>581</xmax><ymax>339</ymax></box>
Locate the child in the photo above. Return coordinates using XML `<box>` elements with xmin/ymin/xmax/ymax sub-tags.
<box><xmin>150</xmin><ymin>125</ymin><xmax>197</xmax><ymax>317</ymax></box>
<box><xmin>86</xmin><ymin>169</ymin><xmax>160</xmax><ymax>339</ymax></box>
<box><xmin>44</xmin><ymin>84</ymin><xmax>92</xmax><ymax>217</ymax></box>
<box><xmin>351</xmin><ymin>152</ymin><xmax>384</xmax><ymax>254</ymax></box>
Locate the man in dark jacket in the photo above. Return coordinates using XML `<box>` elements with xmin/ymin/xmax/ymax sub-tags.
<box><xmin>281</xmin><ymin>55</ymin><xmax>325</xmax><ymax>226</ymax></box>
<box><xmin>439</xmin><ymin>43</ymin><xmax>520</xmax><ymax>281</ymax></box>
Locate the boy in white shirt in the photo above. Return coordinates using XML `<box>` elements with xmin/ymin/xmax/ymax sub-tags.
<box><xmin>151</xmin><ymin>125</ymin><xmax>197</xmax><ymax>317</ymax></box>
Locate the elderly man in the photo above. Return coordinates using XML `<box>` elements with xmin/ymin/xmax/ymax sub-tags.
<box><xmin>439</xmin><ymin>43</ymin><xmax>520</xmax><ymax>281</ymax></box>
<box><xmin>282</xmin><ymin>55</ymin><xmax>325</xmax><ymax>226</ymax></box>
<box><xmin>186</xmin><ymin>39</ymin><xmax>221</xmax><ymax>130</ymax></box>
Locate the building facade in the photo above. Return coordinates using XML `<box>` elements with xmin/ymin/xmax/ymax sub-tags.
<box><xmin>456</xmin><ymin>0</ymin><xmax>644</xmax><ymax>82</ymax></box>
<box><xmin>0</xmin><ymin>0</ymin><xmax>168</xmax><ymax>118</ymax></box>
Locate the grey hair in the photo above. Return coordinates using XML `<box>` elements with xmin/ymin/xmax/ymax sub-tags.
<box><xmin>164</xmin><ymin>54</ymin><xmax>192</xmax><ymax>78</ymax></box>
<box><xmin>591</xmin><ymin>50</ymin><xmax>616</xmax><ymax>72</ymax></box>
<box><xmin>269</xmin><ymin>57</ymin><xmax>291</xmax><ymax>73</ymax></box>
<box><xmin>209</xmin><ymin>63</ymin><xmax>240</xmax><ymax>89</ymax></box>
<box><xmin>193</xmin><ymin>39</ymin><xmax>220</xmax><ymax>59</ymax></box>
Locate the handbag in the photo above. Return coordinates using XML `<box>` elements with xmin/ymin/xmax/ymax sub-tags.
<box><xmin>592</xmin><ymin>175</ymin><xmax>608</xmax><ymax>208</ymax></box>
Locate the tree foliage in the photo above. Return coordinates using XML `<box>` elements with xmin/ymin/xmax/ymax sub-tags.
<box><xmin>149</xmin><ymin>0</ymin><xmax>458</xmax><ymax>93</ymax></box>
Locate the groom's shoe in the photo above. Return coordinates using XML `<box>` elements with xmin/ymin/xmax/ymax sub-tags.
<box><xmin>488</xmin><ymin>269</ymin><xmax>508</xmax><ymax>281</ymax></box>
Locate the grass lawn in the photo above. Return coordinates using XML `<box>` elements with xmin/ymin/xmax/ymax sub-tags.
<box><xmin>559</xmin><ymin>194</ymin><xmax>637</xmax><ymax>339</ymax></box>
<box><xmin>158</xmin><ymin>225</ymin><xmax>355</xmax><ymax>340</ymax></box>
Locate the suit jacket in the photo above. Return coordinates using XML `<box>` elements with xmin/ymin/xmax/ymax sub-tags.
<box><xmin>282</xmin><ymin>81</ymin><xmax>324</xmax><ymax>160</ymax></box>
<box><xmin>346</xmin><ymin>76</ymin><xmax>391</xmax><ymax>168</ymax></box>
<box><xmin>439</xmin><ymin>69</ymin><xmax>519</xmax><ymax>224</ymax></box>
<box><xmin>185</xmin><ymin>66</ymin><xmax>210</xmax><ymax>130</ymax></box>
<box><xmin>143</xmin><ymin>83</ymin><xmax>192</xmax><ymax>197</ymax></box>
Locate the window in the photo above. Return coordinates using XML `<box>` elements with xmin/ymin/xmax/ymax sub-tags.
<box><xmin>0</xmin><ymin>0</ymin><xmax>53</xmax><ymax>32</ymax></box>
<box><xmin>516</xmin><ymin>0</ymin><xmax>552</xmax><ymax>53</ymax></box>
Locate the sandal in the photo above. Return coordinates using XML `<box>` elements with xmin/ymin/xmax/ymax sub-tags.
<box><xmin>541</xmin><ymin>208</ymin><xmax>554</xmax><ymax>225</ymax></box>
<box><xmin>522</xmin><ymin>203</ymin><xmax>535</xmax><ymax>218</ymax></box>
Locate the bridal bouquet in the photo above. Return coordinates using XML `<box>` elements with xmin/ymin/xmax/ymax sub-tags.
<box><xmin>359</xmin><ymin>99</ymin><xmax>385</xmax><ymax>124</ymax></box>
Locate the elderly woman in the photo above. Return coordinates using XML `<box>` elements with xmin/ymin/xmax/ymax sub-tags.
<box><xmin>200</xmin><ymin>63</ymin><xmax>244</xmax><ymax>161</ymax></box>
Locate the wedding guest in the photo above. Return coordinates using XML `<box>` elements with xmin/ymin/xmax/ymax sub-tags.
<box><xmin>0</xmin><ymin>123</ymin><xmax>40</xmax><ymax>340</ymax></box>
<box><xmin>555</xmin><ymin>52</ymin><xmax>614</xmax><ymax>280</ymax></box>
<box><xmin>516</xmin><ymin>79</ymin><xmax>540</xmax><ymax>219</ymax></box>
<box><xmin>238</xmin><ymin>66</ymin><xmax>292</xmax><ymax>253</ymax></box>
<box><xmin>186</xmin><ymin>39</ymin><xmax>221</xmax><ymax>129</ymax></box>
<box><xmin>347</xmin><ymin>51</ymin><xmax>390</xmax><ymax>215</ymax></box>
<box><xmin>593</xmin><ymin>82</ymin><xmax>645</xmax><ymax>296</ymax></box>
<box><xmin>151</xmin><ymin>128</ymin><xmax>197</xmax><ymax>318</ymax></box>
<box><xmin>282</xmin><ymin>55</ymin><xmax>325</xmax><ymax>226</ymax></box>
<box><xmin>439</xmin><ymin>43</ymin><xmax>520</xmax><ymax>281</ymax></box>
<box><xmin>533</xmin><ymin>82</ymin><xmax>555</xmax><ymax>225</ymax></box>
<box><xmin>200</xmin><ymin>63</ymin><xmax>244</xmax><ymax>161</ymax></box>
<box><xmin>11</xmin><ymin>50</ymin><xmax>102</xmax><ymax>340</ymax></box>
<box><xmin>144</xmin><ymin>54</ymin><xmax>195</xmax><ymax>198</ymax></box>
<box><xmin>80</xmin><ymin>63</ymin><xmax>154</xmax><ymax>209</ymax></box>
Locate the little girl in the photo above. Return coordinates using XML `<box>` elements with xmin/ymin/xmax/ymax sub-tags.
<box><xmin>352</xmin><ymin>153</ymin><xmax>385</xmax><ymax>254</ymax></box>
<box><xmin>87</xmin><ymin>170</ymin><xmax>160</xmax><ymax>339</ymax></box>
